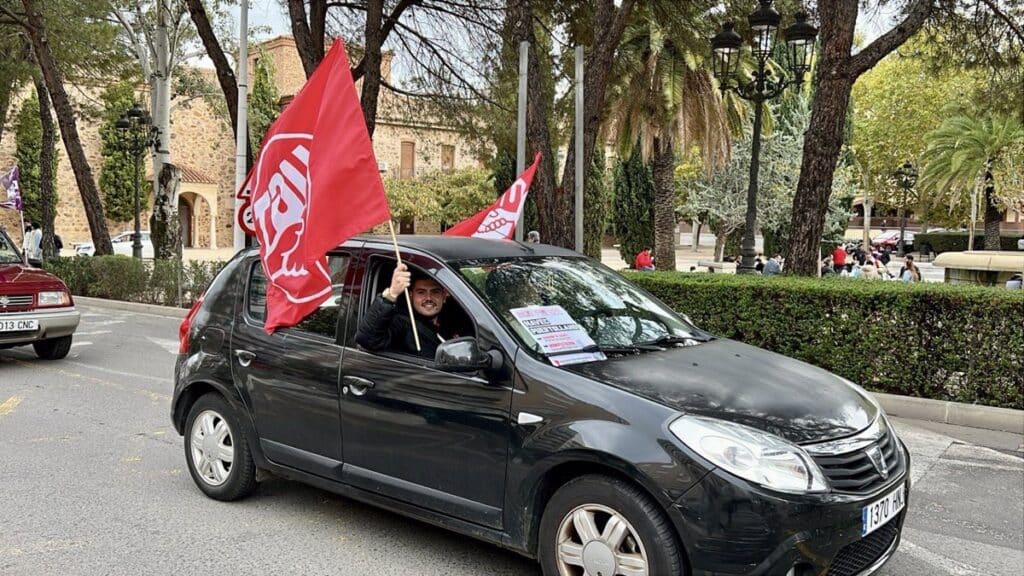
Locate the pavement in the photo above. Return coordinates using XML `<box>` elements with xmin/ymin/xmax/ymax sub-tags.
<box><xmin>1</xmin><ymin>302</ymin><xmax>1021</xmax><ymax>575</ymax></box>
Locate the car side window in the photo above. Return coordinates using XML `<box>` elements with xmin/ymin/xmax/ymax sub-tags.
<box><xmin>244</xmin><ymin>255</ymin><xmax>351</xmax><ymax>339</ymax></box>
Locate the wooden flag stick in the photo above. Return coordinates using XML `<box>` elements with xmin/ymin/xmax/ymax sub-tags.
<box><xmin>387</xmin><ymin>220</ymin><xmax>421</xmax><ymax>352</ymax></box>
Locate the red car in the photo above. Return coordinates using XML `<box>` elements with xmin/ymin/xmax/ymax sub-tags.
<box><xmin>0</xmin><ymin>227</ymin><xmax>80</xmax><ymax>359</ymax></box>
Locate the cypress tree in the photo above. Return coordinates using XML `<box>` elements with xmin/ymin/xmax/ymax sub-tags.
<box><xmin>99</xmin><ymin>81</ymin><xmax>141</xmax><ymax>223</ymax></box>
<box><xmin>612</xmin><ymin>146</ymin><xmax>655</xmax><ymax>266</ymax></box>
<box><xmin>13</xmin><ymin>90</ymin><xmax>57</xmax><ymax>226</ymax></box>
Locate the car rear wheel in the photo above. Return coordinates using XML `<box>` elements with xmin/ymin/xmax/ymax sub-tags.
<box><xmin>184</xmin><ymin>394</ymin><xmax>256</xmax><ymax>501</ymax></box>
<box><xmin>33</xmin><ymin>335</ymin><xmax>72</xmax><ymax>360</ymax></box>
<box><xmin>538</xmin><ymin>475</ymin><xmax>684</xmax><ymax>576</ymax></box>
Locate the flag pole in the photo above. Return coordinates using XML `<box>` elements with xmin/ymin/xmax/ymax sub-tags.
<box><xmin>387</xmin><ymin>220</ymin><xmax>421</xmax><ymax>352</ymax></box>
<box><xmin>19</xmin><ymin>210</ymin><xmax>27</xmax><ymax>265</ymax></box>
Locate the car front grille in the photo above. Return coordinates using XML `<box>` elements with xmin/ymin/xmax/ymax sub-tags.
<box><xmin>827</xmin><ymin>513</ymin><xmax>902</xmax><ymax>576</ymax></box>
<box><xmin>0</xmin><ymin>294</ymin><xmax>34</xmax><ymax>313</ymax></box>
<box><xmin>811</xmin><ymin>425</ymin><xmax>902</xmax><ymax>494</ymax></box>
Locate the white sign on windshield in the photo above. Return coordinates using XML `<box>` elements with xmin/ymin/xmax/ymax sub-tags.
<box><xmin>509</xmin><ymin>305</ymin><xmax>606</xmax><ymax>366</ymax></box>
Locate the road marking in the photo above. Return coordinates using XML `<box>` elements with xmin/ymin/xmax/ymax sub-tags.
<box><xmin>900</xmin><ymin>540</ymin><xmax>987</xmax><ymax>575</ymax></box>
<box><xmin>86</xmin><ymin>319</ymin><xmax>125</xmax><ymax>327</ymax></box>
<box><xmin>75</xmin><ymin>330</ymin><xmax>112</xmax><ymax>336</ymax></box>
<box><xmin>70</xmin><ymin>341</ymin><xmax>93</xmax><ymax>347</ymax></box>
<box><xmin>63</xmin><ymin>360</ymin><xmax>171</xmax><ymax>384</ymax></box>
<box><xmin>13</xmin><ymin>360</ymin><xmax>171</xmax><ymax>402</ymax></box>
<box><xmin>146</xmin><ymin>336</ymin><xmax>181</xmax><ymax>355</ymax></box>
<box><xmin>0</xmin><ymin>396</ymin><xmax>23</xmax><ymax>417</ymax></box>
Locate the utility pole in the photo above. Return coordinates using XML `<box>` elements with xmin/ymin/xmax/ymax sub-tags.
<box><xmin>515</xmin><ymin>41</ymin><xmax>527</xmax><ymax>242</ymax></box>
<box><xmin>233</xmin><ymin>0</ymin><xmax>250</xmax><ymax>251</ymax></box>
<box><xmin>574</xmin><ymin>45</ymin><xmax>584</xmax><ymax>253</ymax></box>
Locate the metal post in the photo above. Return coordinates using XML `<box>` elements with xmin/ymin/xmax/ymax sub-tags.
<box><xmin>233</xmin><ymin>0</ymin><xmax>250</xmax><ymax>251</ymax></box>
<box><xmin>515</xmin><ymin>41</ymin><xmax>528</xmax><ymax>242</ymax></box>
<box><xmin>738</xmin><ymin>100</ymin><xmax>763</xmax><ymax>274</ymax></box>
<box><xmin>133</xmin><ymin>135</ymin><xmax>143</xmax><ymax>260</ymax></box>
<box><xmin>863</xmin><ymin>195</ymin><xmax>873</xmax><ymax>250</ymax></box>
<box><xmin>897</xmin><ymin>186</ymin><xmax>907</xmax><ymax>257</ymax></box>
<box><xmin>574</xmin><ymin>45</ymin><xmax>584</xmax><ymax>253</ymax></box>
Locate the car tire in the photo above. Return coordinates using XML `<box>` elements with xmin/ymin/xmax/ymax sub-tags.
<box><xmin>33</xmin><ymin>335</ymin><xmax>72</xmax><ymax>360</ymax></box>
<box><xmin>538</xmin><ymin>474</ymin><xmax>685</xmax><ymax>576</ymax></box>
<box><xmin>184</xmin><ymin>394</ymin><xmax>257</xmax><ymax>501</ymax></box>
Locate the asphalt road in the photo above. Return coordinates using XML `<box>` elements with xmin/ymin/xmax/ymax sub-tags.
<box><xmin>1</xmin><ymin>303</ymin><xmax>1021</xmax><ymax>576</ymax></box>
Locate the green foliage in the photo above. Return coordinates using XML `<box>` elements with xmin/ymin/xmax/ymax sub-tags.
<box><xmin>915</xmin><ymin>232</ymin><xmax>1024</xmax><ymax>254</ymax></box>
<box><xmin>99</xmin><ymin>81</ymin><xmax>143</xmax><ymax>223</ymax></box>
<box><xmin>626</xmin><ymin>272</ymin><xmax>1024</xmax><ymax>409</ymax></box>
<box><xmin>612</xmin><ymin>147</ymin><xmax>655</xmax><ymax>266</ymax></box>
<box><xmin>584</xmin><ymin>147</ymin><xmax>610</xmax><ymax>258</ymax></box>
<box><xmin>384</xmin><ymin>168</ymin><xmax>495</xmax><ymax>227</ymax></box>
<box><xmin>45</xmin><ymin>256</ymin><xmax>228</xmax><ymax>308</ymax></box>
<box><xmin>13</xmin><ymin>90</ymin><xmax>57</xmax><ymax>226</ymax></box>
<box><xmin>249</xmin><ymin>50</ymin><xmax>281</xmax><ymax>152</ymax></box>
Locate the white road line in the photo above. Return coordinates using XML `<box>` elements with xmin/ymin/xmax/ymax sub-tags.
<box><xmin>86</xmin><ymin>320</ymin><xmax>125</xmax><ymax>327</ymax></box>
<box><xmin>63</xmin><ymin>361</ymin><xmax>172</xmax><ymax>384</ymax></box>
<box><xmin>70</xmin><ymin>341</ymin><xmax>93</xmax><ymax>347</ymax></box>
<box><xmin>900</xmin><ymin>540</ymin><xmax>987</xmax><ymax>576</ymax></box>
<box><xmin>146</xmin><ymin>336</ymin><xmax>181</xmax><ymax>355</ymax></box>
<box><xmin>75</xmin><ymin>330</ymin><xmax>113</xmax><ymax>336</ymax></box>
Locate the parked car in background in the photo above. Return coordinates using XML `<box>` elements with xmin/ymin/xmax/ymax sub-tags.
<box><xmin>174</xmin><ymin>236</ymin><xmax>910</xmax><ymax>576</ymax></box>
<box><xmin>75</xmin><ymin>231</ymin><xmax>154</xmax><ymax>258</ymax></box>
<box><xmin>0</xmin><ymin>227</ymin><xmax>80</xmax><ymax>359</ymax></box>
<box><xmin>872</xmin><ymin>230</ymin><xmax>914</xmax><ymax>251</ymax></box>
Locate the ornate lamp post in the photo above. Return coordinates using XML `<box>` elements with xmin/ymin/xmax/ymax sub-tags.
<box><xmin>893</xmin><ymin>161</ymin><xmax>917</xmax><ymax>257</ymax></box>
<box><xmin>711</xmin><ymin>2</ymin><xmax>818</xmax><ymax>274</ymax></box>
<box><xmin>115</xmin><ymin>103</ymin><xmax>158</xmax><ymax>259</ymax></box>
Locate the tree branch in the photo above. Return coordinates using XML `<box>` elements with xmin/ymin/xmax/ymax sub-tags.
<box><xmin>850</xmin><ymin>0</ymin><xmax>934</xmax><ymax>77</ymax></box>
<box><xmin>978</xmin><ymin>0</ymin><xmax>1024</xmax><ymax>44</ymax></box>
<box><xmin>351</xmin><ymin>0</ymin><xmax>419</xmax><ymax>80</ymax></box>
<box><xmin>0</xmin><ymin>5</ymin><xmax>27</xmax><ymax>28</ymax></box>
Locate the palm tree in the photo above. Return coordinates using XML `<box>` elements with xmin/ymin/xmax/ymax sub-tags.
<box><xmin>920</xmin><ymin>113</ymin><xmax>1024</xmax><ymax>249</ymax></box>
<box><xmin>607</xmin><ymin>11</ymin><xmax>730</xmax><ymax>270</ymax></box>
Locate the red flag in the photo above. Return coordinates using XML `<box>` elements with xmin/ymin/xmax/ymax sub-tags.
<box><xmin>444</xmin><ymin>153</ymin><xmax>541</xmax><ymax>239</ymax></box>
<box><xmin>251</xmin><ymin>39</ymin><xmax>391</xmax><ymax>333</ymax></box>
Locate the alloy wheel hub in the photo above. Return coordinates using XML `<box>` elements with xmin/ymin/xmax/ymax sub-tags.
<box><xmin>582</xmin><ymin>541</ymin><xmax>616</xmax><ymax>576</ymax></box>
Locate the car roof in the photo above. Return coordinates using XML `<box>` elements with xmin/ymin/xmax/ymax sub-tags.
<box><xmin>241</xmin><ymin>235</ymin><xmax>581</xmax><ymax>263</ymax></box>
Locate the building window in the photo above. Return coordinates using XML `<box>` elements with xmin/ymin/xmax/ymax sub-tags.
<box><xmin>441</xmin><ymin>144</ymin><xmax>455</xmax><ymax>172</ymax></box>
<box><xmin>400</xmin><ymin>141</ymin><xmax>416</xmax><ymax>180</ymax></box>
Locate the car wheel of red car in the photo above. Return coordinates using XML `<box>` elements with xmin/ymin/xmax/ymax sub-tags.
<box><xmin>184</xmin><ymin>393</ymin><xmax>257</xmax><ymax>501</ymax></box>
<box><xmin>32</xmin><ymin>335</ymin><xmax>72</xmax><ymax>360</ymax></box>
<box><xmin>538</xmin><ymin>474</ymin><xmax>685</xmax><ymax>576</ymax></box>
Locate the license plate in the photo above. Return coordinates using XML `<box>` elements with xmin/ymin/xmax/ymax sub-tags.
<box><xmin>862</xmin><ymin>483</ymin><xmax>905</xmax><ymax>536</ymax></box>
<box><xmin>0</xmin><ymin>319</ymin><xmax>39</xmax><ymax>332</ymax></box>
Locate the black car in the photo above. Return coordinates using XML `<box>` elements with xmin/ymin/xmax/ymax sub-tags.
<box><xmin>173</xmin><ymin>236</ymin><xmax>910</xmax><ymax>576</ymax></box>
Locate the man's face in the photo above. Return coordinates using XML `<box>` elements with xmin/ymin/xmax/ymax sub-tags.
<box><xmin>410</xmin><ymin>278</ymin><xmax>447</xmax><ymax>318</ymax></box>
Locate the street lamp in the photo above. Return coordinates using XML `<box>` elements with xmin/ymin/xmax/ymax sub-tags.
<box><xmin>711</xmin><ymin>2</ymin><xmax>818</xmax><ymax>274</ymax></box>
<box><xmin>893</xmin><ymin>161</ymin><xmax>917</xmax><ymax>256</ymax></box>
<box><xmin>115</xmin><ymin>103</ymin><xmax>158</xmax><ymax>259</ymax></box>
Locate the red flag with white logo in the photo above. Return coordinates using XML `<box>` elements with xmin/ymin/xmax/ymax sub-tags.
<box><xmin>443</xmin><ymin>153</ymin><xmax>541</xmax><ymax>239</ymax></box>
<box><xmin>251</xmin><ymin>39</ymin><xmax>391</xmax><ymax>333</ymax></box>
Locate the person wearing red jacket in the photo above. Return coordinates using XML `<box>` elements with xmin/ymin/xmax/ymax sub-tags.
<box><xmin>832</xmin><ymin>245</ymin><xmax>847</xmax><ymax>273</ymax></box>
<box><xmin>634</xmin><ymin>247</ymin><xmax>655</xmax><ymax>271</ymax></box>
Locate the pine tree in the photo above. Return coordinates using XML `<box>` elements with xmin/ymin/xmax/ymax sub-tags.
<box><xmin>99</xmin><ymin>81</ymin><xmax>142</xmax><ymax>223</ymax></box>
<box><xmin>612</xmin><ymin>147</ymin><xmax>655</xmax><ymax>267</ymax></box>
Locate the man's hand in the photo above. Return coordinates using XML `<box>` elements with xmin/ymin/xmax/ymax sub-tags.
<box><xmin>386</xmin><ymin>263</ymin><xmax>411</xmax><ymax>300</ymax></box>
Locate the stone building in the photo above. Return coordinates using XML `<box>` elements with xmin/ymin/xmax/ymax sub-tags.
<box><xmin>0</xmin><ymin>36</ymin><xmax>481</xmax><ymax>248</ymax></box>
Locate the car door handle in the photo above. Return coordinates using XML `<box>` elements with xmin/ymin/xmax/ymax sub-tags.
<box><xmin>234</xmin><ymin>349</ymin><xmax>256</xmax><ymax>367</ymax></box>
<box><xmin>342</xmin><ymin>376</ymin><xmax>375</xmax><ymax>396</ymax></box>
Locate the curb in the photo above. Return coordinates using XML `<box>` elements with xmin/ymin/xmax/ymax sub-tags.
<box><xmin>872</xmin><ymin>392</ymin><xmax>1023</xmax><ymax>435</ymax></box>
<box><xmin>74</xmin><ymin>296</ymin><xmax>189</xmax><ymax>319</ymax></box>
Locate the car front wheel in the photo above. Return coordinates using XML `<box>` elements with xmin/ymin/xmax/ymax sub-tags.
<box><xmin>538</xmin><ymin>475</ymin><xmax>684</xmax><ymax>576</ymax></box>
<box><xmin>33</xmin><ymin>335</ymin><xmax>72</xmax><ymax>360</ymax></box>
<box><xmin>184</xmin><ymin>394</ymin><xmax>256</xmax><ymax>501</ymax></box>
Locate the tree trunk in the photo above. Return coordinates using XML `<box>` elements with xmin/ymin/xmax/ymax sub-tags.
<box><xmin>509</xmin><ymin>0</ymin><xmax>557</xmax><ymax>237</ymax></box>
<box><xmin>287</xmin><ymin>0</ymin><xmax>326</xmax><ymax>79</ymax></box>
<box><xmin>982</xmin><ymin>171</ymin><xmax>1003</xmax><ymax>250</ymax></box>
<box><xmin>784</xmin><ymin>0</ymin><xmax>932</xmax><ymax>275</ymax></box>
<box><xmin>652</xmin><ymin>137</ymin><xmax>676</xmax><ymax>270</ymax></box>
<box><xmin>360</xmin><ymin>0</ymin><xmax>384</xmax><ymax>137</ymax></box>
<box><xmin>692</xmin><ymin>219</ymin><xmax>701</xmax><ymax>251</ymax></box>
<box><xmin>22</xmin><ymin>0</ymin><xmax>111</xmax><ymax>255</ymax></box>
<box><xmin>34</xmin><ymin>74</ymin><xmax>57</xmax><ymax>259</ymax></box>
<box><xmin>552</xmin><ymin>0</ymin><xmax>636</xmax><ymax>248</ymax></box>
<box><xmin>713</xmin><ymin>228</ymin><xmax>727</xmax><ymax>262</ymax></box>
<box><xmin>184</xmin><ymin>0</ymin><xmax>252</xmax><ymax>168</ymax></box>
<box><xmin>151</xmin><ymin>163</ymin><xmax>180</xmax><ymax>260</ymax></box>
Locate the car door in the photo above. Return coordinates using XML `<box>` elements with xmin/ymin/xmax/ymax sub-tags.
<box><xmin>231</xmin><ymin>252</ymin><xmax>355</xmax><ymax>480</ymax></box>
<box><xmin>338</xmin><ymin>248</ymin><xmax>515</xmax><ymax>530</ymax></box>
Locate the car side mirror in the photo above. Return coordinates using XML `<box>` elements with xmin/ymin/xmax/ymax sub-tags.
<box><xmin>27</xmin><ymin>258</ymin><xmax>43</xmax><ymax>268</ymax></box>
<box><xmin>435</xmin><ymin>336</ymin><xmax>502</xmax><ymax>373</ymax></box>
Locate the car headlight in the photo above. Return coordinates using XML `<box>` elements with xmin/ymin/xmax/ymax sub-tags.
<box><xmin>37</xmin><ymin>290</ymin><xmax>70</xmax><ymax>307</ymax></box>
<box><xmin>669</xmin><ymin>415</ymin><xmax>829</xmax><ymax>494</ymax></box>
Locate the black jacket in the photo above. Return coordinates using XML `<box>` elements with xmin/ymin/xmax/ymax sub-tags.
<box><xmin>355</xmin><ymin>295</ymin><xmax>456</xmax><ymax>359</ymax></box>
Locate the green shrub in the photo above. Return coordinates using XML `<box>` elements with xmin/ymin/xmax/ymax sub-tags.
<box><xmin>44</xmin><ymin>256</ymin><xmax>97</xmax><ymax>295</ymax></box>
<box><xmin>915</xmin><ymin>231</ymin><xmax>1023</xmax><ymax>254</ymax></box>
<box><xmin>626</xmin><ymin>272</ymin><xmax>1024</xmax><ymax>409</ymax></box>
<box><xmin>88</xmin><ymin>255</ymin><xmax>148</xmax><ymax>300</ymax></box>
<box><xmin>45</xmin><ymin>256</ymin><xmax>229</xmax><ymax>308</ymax></box>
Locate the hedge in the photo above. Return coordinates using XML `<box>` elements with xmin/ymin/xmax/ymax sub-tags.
<box><xmin>45</xmin><ymin>256</ymin><xmax>227</xmax><ymax>308</ymax></box>
<box><xmin>915</xmin><ymin>231</ymin><xmax>1023</xmax><ymax>254</ymax></box>
<box><xmin>626</xmin><ymin>272</ymin><xmax>1024</xmax><ymax>409</ymax></box>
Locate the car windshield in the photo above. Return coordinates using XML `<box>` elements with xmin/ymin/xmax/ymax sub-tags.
<box><xmin>0</xmin><ymin>231</ymin><xmax>21</xmax><ymax>263</ymax></box>
<box><xmin>456</xmin><ymin>257</ymin><xmax>706</xmax><ymax>356</ymax></box>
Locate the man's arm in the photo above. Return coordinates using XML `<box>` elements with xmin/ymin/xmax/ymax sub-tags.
<box><xmin>354</xmin><ymin>263</ymin><xmax>411</xmax><ymax>351</ymax></box>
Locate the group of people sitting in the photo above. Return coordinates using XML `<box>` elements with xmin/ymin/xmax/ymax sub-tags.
<box><xmin>824</xmin><ymin>243</ymin><xmax>920</xmax><ymax>282</ymax></box>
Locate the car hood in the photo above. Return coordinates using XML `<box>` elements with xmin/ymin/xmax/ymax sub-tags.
<box><xmin>564</xmin><ymin>338</ymin><xmax>876</xmax><ymax>445</ymax></box>
<box><xmin>0</xmin><ymin>263</ymin><xmax>67</xmax><ymax>291</ymax></box>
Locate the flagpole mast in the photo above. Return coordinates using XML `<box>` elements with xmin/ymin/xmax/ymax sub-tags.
<box><xmin>387</xmin><ymin>220</ymin><xmax>421</xmax><ymax>352</ymax></box>
<box><xmin>233</xmin><ymin>0</ymin><xmax>250</xmax><ymax>252</ymax></box>
<box><xmin>19</xmin><ymin>210</ymin><xmax>27</xmax><ymax>265</ymax></box>
<box><xmin>574</xmin><ymin>45</ymin><xmax>584</xmax><ymax>253</ymax></box>
<box><xmin>515</xmin><ymin>41</ymin><xmax>528</xmax><ymax>243</ymax></box>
